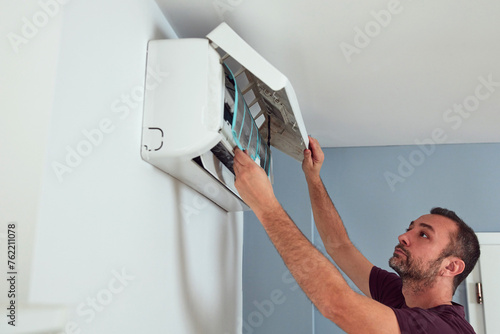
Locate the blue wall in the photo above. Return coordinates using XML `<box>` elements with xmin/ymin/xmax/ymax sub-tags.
<box><xmin>244</xmin><ymin>143</ymin><xmax>500</xmax><ymax>334</ymax></box>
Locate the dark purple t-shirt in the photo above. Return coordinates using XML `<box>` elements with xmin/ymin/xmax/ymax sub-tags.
<box><xmin>369</xmin><ymin>266</ymin><xmax>476</xmax><ymax>334</ymax></box>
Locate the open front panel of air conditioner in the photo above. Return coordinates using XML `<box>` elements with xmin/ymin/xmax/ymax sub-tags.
<box><xmin>207</xmin><ymin>23</ymin><xmax>309</xmax><ymax>162</ymax></box>
<box><xmin>141</xmin><ymin>23</ymin><xmax>308</xmax><ymax>212</ymax></box>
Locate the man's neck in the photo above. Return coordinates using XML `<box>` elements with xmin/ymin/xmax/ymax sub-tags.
<box><xmin>402</xmin><ymin>280</ymin><xmax>453</xmax><ymax>309</ymax></box>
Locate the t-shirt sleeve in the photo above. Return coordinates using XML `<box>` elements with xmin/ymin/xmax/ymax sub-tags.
<box><xmin>369</xmin><ymin>266</ymin><xmax>405</xmax><ymax>308</ymax></box>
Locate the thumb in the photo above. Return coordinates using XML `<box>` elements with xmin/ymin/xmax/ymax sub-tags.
<box><xmin>303</xmin><ymin>149</ymin><xmax>312</xmax><ymax>166</ymax></box>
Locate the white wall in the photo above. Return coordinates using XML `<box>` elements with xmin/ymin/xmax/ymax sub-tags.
<box><xmin>0</xmin><ymin>0</ymin><xmax>63</xmax><ymax>324</ymax></box>
<box><xmin>1</xmin><ymin>0</ymin><xmax>243</xmax><ymax>333</ymax></box>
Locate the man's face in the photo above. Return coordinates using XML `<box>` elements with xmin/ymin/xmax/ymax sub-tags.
<box><xmin>389</xmin><ymin>214</ymin><xmax>457</xmax><ymax>288</ymax></box>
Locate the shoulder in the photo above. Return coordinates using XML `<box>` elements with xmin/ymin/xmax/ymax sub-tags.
<box><xmin>393</xmin><ymin>304</ymin><xmax>476</xmax><ymax>334</ymax></box>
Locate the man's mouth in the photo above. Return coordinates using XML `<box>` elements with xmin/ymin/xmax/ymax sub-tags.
<box><xmin>394</xmin><ymin>246</ymin><xmax>407</xmax><ymax>257</ymax></box>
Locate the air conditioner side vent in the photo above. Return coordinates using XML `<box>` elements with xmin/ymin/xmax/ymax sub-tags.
<box><xmin>211</xmin><ymin>141</ymin><xmax>234</xmax><ymax>174</ymax></box>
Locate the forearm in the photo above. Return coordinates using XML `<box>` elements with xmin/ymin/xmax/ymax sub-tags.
<box><xmin>306</xmin><ymin>175</ymin><xmax>351</xmax><ymax>254</ymax></box>
<box><xmin>255</xmin><ymin>203</ymin><xmax>353</xmax><ymax>315</ymax></box>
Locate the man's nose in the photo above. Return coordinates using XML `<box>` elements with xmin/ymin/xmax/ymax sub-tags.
<box><xmin>398</xmin><ymin>232</ymin><xmax>410</xmax><ymax>246</ymax></box>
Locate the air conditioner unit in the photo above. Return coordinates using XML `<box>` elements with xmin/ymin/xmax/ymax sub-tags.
<box><xmin>141</xmin><ymin>23</ymin><xmax>309</xmax><ymax>212</ymax></box>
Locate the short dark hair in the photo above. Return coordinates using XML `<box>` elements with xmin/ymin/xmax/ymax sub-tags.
<box><xmin>430</xmin><ymin>207</ymin><xmax>480</xmax><ymax>292</ymax></box>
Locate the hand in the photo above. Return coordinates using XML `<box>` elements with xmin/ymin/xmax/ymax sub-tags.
<box><xmin>302</xmin><ymin>136</ymin><xmax>324</xmax><ymax>182</ymax></box>
<box><xmin>233</xmin><ymin>148</ymin><xmax>280</xmax><ymax>216</ymax></box>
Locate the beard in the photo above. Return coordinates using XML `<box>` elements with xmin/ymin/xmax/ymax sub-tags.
<box><xmin>389</xmin><ymin>245</ymin><xmax>444</xmax><ymax>293</ymax></box>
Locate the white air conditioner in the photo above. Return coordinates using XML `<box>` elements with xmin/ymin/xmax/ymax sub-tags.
<box><xmin>141</xmin><ymin>23</ymin><xmax>309</xmax><ymax>211</ymax></box>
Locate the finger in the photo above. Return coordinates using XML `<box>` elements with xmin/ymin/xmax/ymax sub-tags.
<box><xmin>310</xmin><ymin>137</ymin><xmax>324</xmax><ymax>156</ymax></box>
<box><xmin>233</xmin><ymin>147</ymin><xmax>250</xmax><ymax>166</ymax></box>
<box><xmin>308</xmin><ymin>136</ymin><xmax>319</xmax><ymax>150</ymax></box>
<box><xmin>233</xmin><ymin>147</ymin><xmax>244</xmax><ymax>163</ymax></box>
<box><xmin>303</xmin><ymin>148</ymin><xmax>312</xmax><ymax>161</ymax></box>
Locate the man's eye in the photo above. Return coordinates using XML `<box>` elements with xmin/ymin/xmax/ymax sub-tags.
<box><xmin>420</xmin><ymin>232</ymin><xmax>428</xmax><ymax>238</ymax></box>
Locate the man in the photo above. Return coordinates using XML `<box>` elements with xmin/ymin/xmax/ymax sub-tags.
<box><xmin>233</xmin><ymin>136</ymin><xmax>480</xmax><ymax>333</ymax></box>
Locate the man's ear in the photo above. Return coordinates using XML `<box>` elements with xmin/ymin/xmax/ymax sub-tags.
<box><xmin>442</xmin><ymin>257</ymin><xmax>465</xmax><ymax>277</ymax></box>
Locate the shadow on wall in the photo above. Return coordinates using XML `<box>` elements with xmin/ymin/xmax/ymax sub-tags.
<box><xmin>173</xmin><ymin>181</ymin><xmax>242</xmax><ymax>334</ymax></box>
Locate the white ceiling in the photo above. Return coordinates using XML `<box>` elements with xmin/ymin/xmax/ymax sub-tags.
<box><xmin>155</xmin><ymin>0</ymin><xmax>500</xmax><ymax>147</ymax></box>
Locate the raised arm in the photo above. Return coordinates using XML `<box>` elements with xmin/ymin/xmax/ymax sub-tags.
<box><xmin>233</xmin><ymin>148</ymin><xmax>399</xmax><ymax>333</ymax></box>
<box><xmin>302</xmin><ymin>136</ymin><xmax>374</xmax><ymax>297</ymax></box>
